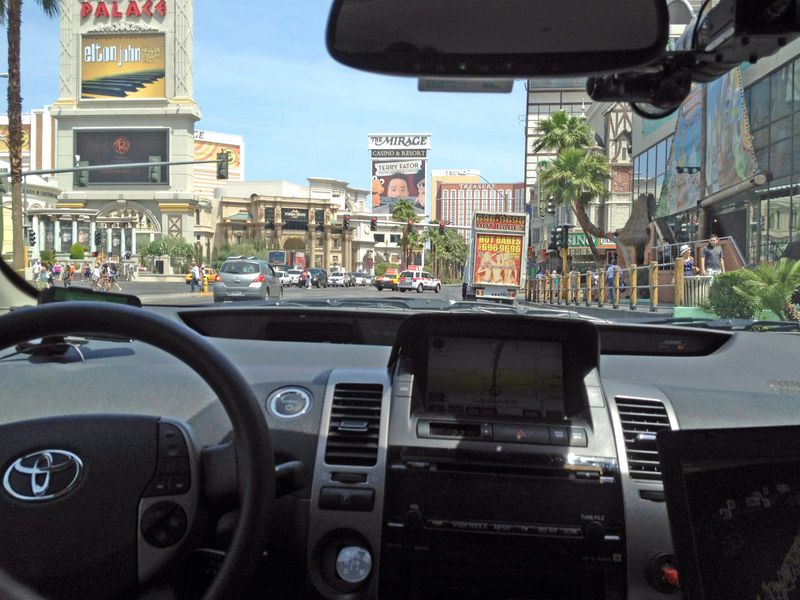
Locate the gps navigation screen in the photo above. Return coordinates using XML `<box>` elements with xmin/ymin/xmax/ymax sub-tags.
<box><xmin>425</xmin><ymin>337</ymin><xmax>564</xmax><ymax>419</ymax></box>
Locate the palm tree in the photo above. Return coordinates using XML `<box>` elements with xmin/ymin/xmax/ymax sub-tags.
<box><xmin>533</xmin><ymin>111</ymin><xmax>594</xmax><ymax>153</ymax></box>
<box><xmin>538</xmin><ymin>147</ymin><xmax>610</xmax><ymax>266</ymax></box>
<box><xmin>534</xmin><ymin>111</ymin><xmax>610</xmax><ymax>268</ymax></box>
<box><xmin>0</xmin><ymin>0</ymin><xmax>59</xmax><ymax>274</ymax></box>
<box><xmin>733</xmin><ymin>259</ymin><xmax>800</xmax><ymax>321</ymax></box>
<box><xmin>391</xmin><ymin>198</ymin><xmax>418</xmax><ymax>267</ymax></box>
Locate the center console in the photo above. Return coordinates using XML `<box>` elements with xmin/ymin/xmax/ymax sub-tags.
<box><xmin>380</xmin><ymin>314</ymin><xmax>624</xmax><ymax>599</ymax></box>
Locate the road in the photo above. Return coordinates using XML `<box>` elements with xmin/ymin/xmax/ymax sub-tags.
<box><xmin>47</xmin><ymin>279</ymin><xmax>465</xmax><ymax>305</ymax></box>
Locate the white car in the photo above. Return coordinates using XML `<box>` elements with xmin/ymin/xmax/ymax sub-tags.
<box><xmin>328</xmin><ymin>271</ymin><xmax>349</xmax><ymax>287</ymax></box>
<box><xmin>352</xmin><ymin>272</ymin><xmax>370</xmax><ymax>286</ymax></box>
<box><xmin>274</xmin><ymin>269</ymin><xmax>291</xmax><ymax>286</ymax></box>
<box><xmin>397</xmin><ymin>270</ymin><xmax>442</xmax><ymax>293</ymax></box>
<box><xmin>286</xmin><ymin>269</ymin><xmax>303</xmax><ymax>285</ymax></box>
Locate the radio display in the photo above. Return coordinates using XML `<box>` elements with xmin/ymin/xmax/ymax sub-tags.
<box><xmin>424</xmin><ymin>337</ymin><xmax>564</xmax><ymax>419</ymax></box>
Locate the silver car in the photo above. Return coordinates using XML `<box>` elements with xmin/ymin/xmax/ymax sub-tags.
<box><xmin>213</xmin><ymin>258</ymin><xmax>282</xmax><ymax>302</ymax></box>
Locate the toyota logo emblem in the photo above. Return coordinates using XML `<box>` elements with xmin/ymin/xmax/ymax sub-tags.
<box><xmin>3</xmin><ymin>450</ymin><xmax>83</xmax><ymax>502</ymax></box>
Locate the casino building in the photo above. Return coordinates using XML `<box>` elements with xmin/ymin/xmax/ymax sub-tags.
<box><xmin>31</xmin><ymin>0</ymin><xmax>202</xmax><ymax>262</ymax></box>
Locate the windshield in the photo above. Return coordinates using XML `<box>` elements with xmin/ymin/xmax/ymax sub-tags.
<box><xmin>0</xmin><ymin>1</ymin><xmax>798</xmax><ymax>328</ymax></box>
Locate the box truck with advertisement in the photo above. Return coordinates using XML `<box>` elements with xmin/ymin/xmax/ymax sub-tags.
<box><xmin>462</xmin><ymin>212</ymin><xmax>529</xmax><ymax>303</ymax></box>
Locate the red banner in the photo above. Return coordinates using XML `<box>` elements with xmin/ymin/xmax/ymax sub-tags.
<box><xmin>473</xmin><ymin>234</ymin><xmax>523</xmax><ymax>287</ymax></box>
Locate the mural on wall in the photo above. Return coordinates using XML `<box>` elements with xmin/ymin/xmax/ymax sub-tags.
<box><xmin>705</xmin><ymin>68</ymin><xmax>759</xmax><ymax>196</ymax></box>
<box><xmin>658</xmin><ymin>84</ymin><xmax>704</xmax><ymax>216</ymax></box>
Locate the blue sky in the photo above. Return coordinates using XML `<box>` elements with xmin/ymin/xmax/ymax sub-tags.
<box><xmin>3</xmin><ymin>0</ymin><xmax>528</xmax><ymax>189</ymax></box>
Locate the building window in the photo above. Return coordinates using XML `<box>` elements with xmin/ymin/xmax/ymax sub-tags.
<box><xmin>374</xmin><ymin>234</ymin><xmax>385</xmax><ymax>242</ymax></box>
<box><xmin>390</xmin><ymin>234</ymin><xmax>401</xmax><ymax>244</ymax></box>
<box><xmin>195</xmin><ymin>210</ymin><xmax>200</xmax><ymax>226</ymax></box>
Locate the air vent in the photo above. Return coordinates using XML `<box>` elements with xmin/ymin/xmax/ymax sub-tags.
<box><xmin>615</xmin><ymin>396</ymin><xmax>671</xmax><ymax>482</ymax></box>
<box><xmin>325</xmin><ymin>383</ymin><xmax>383</xmax><ymax>466</ymax></box>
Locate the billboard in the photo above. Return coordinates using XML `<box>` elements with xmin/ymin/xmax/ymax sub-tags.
<box><xmin>194</xmin><ymin>139</ymin><xmax>241</xmax><ymax>169</ymax></box>
<box><xmin>368</xmin><ymin>133</ymin><xmax>430</xmax><ymax>215</ymax></box>
<box><xmin>0</xmin><ymin>125</ymin><xmax>31</xmax><ymax>153</ymax></box>
<box><xmin>75</xmin><ymin>129</ymin><xmax>169</xmax><ymax>185</ymax></box>
<box><xmin>474</xmin><ymin>213</ymin><xmax>527</xmax><ymax>232</ymax></box>
<box><xmin>81</xmin><ymin>34</ymin><xmax>165</xmax><ymax>99</ymax></box>
<box><xmin>472</xmin><ymin>233</ymin><xmax>523</xmax><ymax>287</ymax></box>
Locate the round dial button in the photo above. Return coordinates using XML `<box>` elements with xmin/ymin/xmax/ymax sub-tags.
<box><xmin>335</xmin><ymin>545</ymin><xmax>372</xmax><ymax>584</ymax></box>
<box><xmin>268</xmin><ymin>387</ymin><xmax>312</xmax><ymax>419</ymax></box>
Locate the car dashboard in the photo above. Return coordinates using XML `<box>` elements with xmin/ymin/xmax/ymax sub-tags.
<box><xmin>2</xmin><ymin>304</ymin><xmax>799</xmax><ymax>600</ymax></box>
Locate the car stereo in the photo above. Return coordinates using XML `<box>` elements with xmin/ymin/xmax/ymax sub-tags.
<box><xmin>381</xmin><ymin>315</ymin><xmax>623</xmax><ymax>598</ymax></box>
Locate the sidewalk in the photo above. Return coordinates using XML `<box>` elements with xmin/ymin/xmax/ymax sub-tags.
<box><xmin>521</xmin><ymin>297</ymin><xmax>674</xmax><ymax>320</ymax></box>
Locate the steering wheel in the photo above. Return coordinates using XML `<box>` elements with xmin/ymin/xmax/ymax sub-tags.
<box><xmin>0</xmin><ymin>302</ymin><xmax>275</xmax><ymax>600</ymax></box>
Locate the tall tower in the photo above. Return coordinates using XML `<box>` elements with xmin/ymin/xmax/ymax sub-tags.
<box><xmin>49</xmin><ymin>0</ymin><xmax>201</xmax><ymax>260</ymax></box>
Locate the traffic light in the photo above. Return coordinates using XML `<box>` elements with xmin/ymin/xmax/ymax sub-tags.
<box><xmin>148</xmin><ymin>156</ymin><xmax>161</xmax><ymax>183</ymax></box>
<box><xmin>343</xmin><ymin>215</ymin><xmax>351</xmax><ymax>229</ymax></box>
<box><xmin>94</xmin><ymin>231</ymin><xmax>102</xmax><ymax>246</ymax></box>
<box><xmin>28</xmin><ymin>229</ymin><xmax>36</xmax><ymax>246</ymax></box>
<box><xmin>438</xmin><ymin>221</ymin><xmax>446</xmax><ymax>235</ymax></box>
<box><xmin>554</xmin><ymin>226</ymin><xmax>565</xmax><ymax>249</ymax></box>
<box><xmin>216</xmin><ymin>152</ymin><xmax>229</xmax><ymax>180</ymax></box>
<box><xmin>546</xmin><ymin>198</ymin><xmax>556</xmax><ymax>215</ymax></box>
<box><xmin>549</xmin><ymin>229</ymin><xmax>558</xmax><ymax>250</ymax></box>
<box><xmin>74</xmin><ymin>161</ymin><xmax>89</xmax><ymax>187</ymax></box>
<box><xmin>370</xmin><ymin>217</ymin><xmax>377</xmax><ymax>231</ymax></box>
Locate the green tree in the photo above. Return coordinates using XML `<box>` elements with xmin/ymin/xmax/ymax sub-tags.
<box><xmin>0</xmin><ymin>0</ymin><xmax>59</xmax><ymax>274</ymax></box>
<box><xmin>733</xmin><ymin>259</ymin><xmax>800</xmax><ymax>321</ymax></box>
<box><xmin>533</xmin><ymin>111</ymin><xmax>594</xmax><ymax>153</ymax></box>
<box><xmin>534</xmin><ymin>111</ymin><xmax>610</xmax><ymax>268</ymax></box>
<box><xmin>391</xmin><ymin>198</ymin><xmax>419</xmax><ymax>267</ymax></box>
<box><xmin>707</xmin><ymin>270</ymin><xmax>757</xmax><ymax>319</ymax></box>
<box><xmin>69</xmin><ymin>243</ymin><xmax>85</xmax><ymax>260</ymax></box>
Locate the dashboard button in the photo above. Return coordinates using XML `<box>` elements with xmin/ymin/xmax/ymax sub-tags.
<box><xmin>144</xmin><ymin>476</ymin><xmax>170</xmax><ymax>497</ymax></box>
<box><xmin>268</xmin><ymin>388</ymin><xmax>312</xmax><ymax>419</ymax></box>
<box><xmin>494</xmin><ymin>424</ymin><xmax>549</xmax><ymax>444</ymax></box>
<box><xmin>569</xmin><ymin>428</ymin><xmax>589</xmax><ymax>447</ymax></box>
<box><xmin>549</xmin><ymin>427</ymin><xmax>570</xmax><ymax>446</ymax></box>
<box><xmin>319</xmin><ymin>486</ymin><xmax>375</xmax><ymax>511</ymax></box>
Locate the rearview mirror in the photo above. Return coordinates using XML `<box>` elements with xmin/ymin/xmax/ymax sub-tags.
<box><xmin>327</xmin><ymin>0</ymin><xmax>669</xmax><ymax>78</ymax></box>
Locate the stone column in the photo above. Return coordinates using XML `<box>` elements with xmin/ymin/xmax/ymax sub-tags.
<box><xmin>31</xmin><ymin>216</ymin><xmax>40</xmax><ymax>260</ymax></box>
<box><xmin>53</xmin><ymin>221</ymin><xmax>61</xmax><ymax>253</ymax></box>
<box><xmin>71</xmin><ymin>221</ymin><xmax>78</xmax><ymax>250</ymax></box>
<box><xmin>131</xmin><ymin>226</ymin><xmax>137</xmax><ymax>255</ymax></box>
<box><xmin>89</xmin><ymin>221</ymin><xmax>96</xmax><ymax>254</ymax></box>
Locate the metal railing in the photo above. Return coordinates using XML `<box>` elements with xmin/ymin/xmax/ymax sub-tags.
<box><xmin>526</xmin><ymin>256</ymin><xmax>714</xmax><ymax>311</ymax></box>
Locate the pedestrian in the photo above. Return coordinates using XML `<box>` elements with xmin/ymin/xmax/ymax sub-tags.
<box><xmin>52</xmin><ymin>261</ymin><xmax>62</xmax><ymax>281</ymax></box>
<box><xmin>38</xmin><ymin>264</ymin><xmax>49</xmax><ymax>289</ymax></box>
<box><xmin>32</xmin><ymin>260</ymin><xmax>42</xmax><ymax>284</ymax></box>
<box><xmin>606</xmin><ymin>260</ymin><xmax>622</xmax><ymax>295</ymax></box>
<box><xmin>92</xmin><ymin>263</ymin><xmax>102</xmax><ymax>290</ymax></box>
<box><xmin>190</xmin><ymin>262</ymin><xmax>202</xmax><ymax>293</ymax></box>
<box><xmin>63</xmin><ymin>263</ymin><xmax>73</xmax><ymax>288</ymax></box>
<box><xmin>679</xmin><ymin>244</ymin><xmax>699</xmax><ymax>277</ymax></box>
<box><xmin>109</xmin><ymin>263</ymin><xmax>122</xmax><ymax>291</ymax></box>
<box><xmin>127</xmin><ymin>262</ymin><xmax>136</xmax><ymax>281</ymax></box>
<box><xmin>700</xmin><ymin>234</ymin><xmax>726</xmax><ymax>277</ymax></box>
